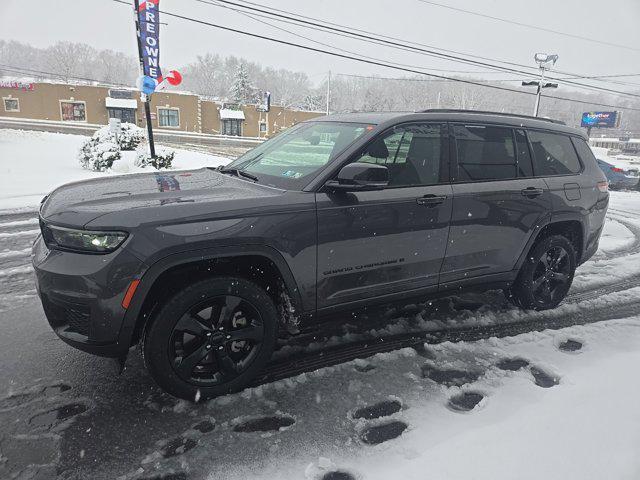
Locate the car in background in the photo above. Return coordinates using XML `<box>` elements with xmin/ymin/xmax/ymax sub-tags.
<box><xmin>596</xmin><ymin>158</ymin><xmax>639</xmax><ymax>190</ymax></box>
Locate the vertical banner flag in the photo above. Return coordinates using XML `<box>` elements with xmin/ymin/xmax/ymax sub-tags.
<box><xmin>137</xmin><ymin>0</ymin><xmax>162</xmax><ymax>83</ymax></box>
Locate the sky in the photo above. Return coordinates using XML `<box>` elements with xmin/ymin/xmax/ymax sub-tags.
<box><xmin>1</xmin><ymin>0</ymin><xmax>639</xmax><ymax>92</ymax></box>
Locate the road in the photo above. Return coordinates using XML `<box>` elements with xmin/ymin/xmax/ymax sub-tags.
<box><xmin>1</xmin><ymin>204</ymin><xmax>639</xmax><ymax>479</ymax></box>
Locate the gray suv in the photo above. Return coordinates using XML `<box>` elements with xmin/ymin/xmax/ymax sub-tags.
<box><xmin>33</xmin><ymin>110</ymin><xmax>609</xmax><ymax>399</ymax></box>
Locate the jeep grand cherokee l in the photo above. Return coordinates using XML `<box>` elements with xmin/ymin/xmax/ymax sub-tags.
<box><xmin>33</xmin><ymin>110</ymin><xmax>609</xmax><ymax>400</ymax></box>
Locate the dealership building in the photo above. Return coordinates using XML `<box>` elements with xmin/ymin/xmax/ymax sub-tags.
<box><xmin>0</xmin><ymin>79</ymin><xmax>323</xmax><ymax>138</ymax></box>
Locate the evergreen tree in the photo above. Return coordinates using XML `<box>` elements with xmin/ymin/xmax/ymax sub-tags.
<box><xmin>230</xmin><ymin>62</ymin><xmax>251</xmax><ymax>105</ymax></box>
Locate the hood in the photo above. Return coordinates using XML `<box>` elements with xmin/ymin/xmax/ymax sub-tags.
<box><xmin>40</xmin><ymin>168</ymin><xmax>285</xmax><ymax>227</ymax></box>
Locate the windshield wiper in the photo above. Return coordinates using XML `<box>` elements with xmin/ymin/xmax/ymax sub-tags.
<box><xmin>217</xmin><ymin>167</ymin><xmax>259</xmax><ymax>182</ymax></box>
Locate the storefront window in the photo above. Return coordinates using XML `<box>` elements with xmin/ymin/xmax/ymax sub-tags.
<box><xmin>3</xmin><ymin>98</ymin><xmax>19</xmax><ymax>112</ymax></box>
<box><xmin>60</xmin><ymin>101</ymin><xmax>86</xmax><ymax>121</ymax></box>
<box><xmin>158</xmin><ymin>108</ymin><xmax>179</xmax><ymax>127</ymax></box>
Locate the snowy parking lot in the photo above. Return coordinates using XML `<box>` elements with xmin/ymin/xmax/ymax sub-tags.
<box><xmin>1</xmin><ymin>129</ymin><xmax>640</xmax><ymax>480</ymax></box>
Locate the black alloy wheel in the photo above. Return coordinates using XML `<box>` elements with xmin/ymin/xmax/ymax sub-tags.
<box><xmin>509</xmin><ymin>235</ymin><xmax>576</xmax><ymax>310</ymax></box>
<box><xmin>530</xmin><ymin>246</ymin><xmax>572</xmax><ymax>306</ymax></box>
<box><xmin>144</xmin><ymin>277</ymin><xmax>278</xmax><ymax>400</ymax></box>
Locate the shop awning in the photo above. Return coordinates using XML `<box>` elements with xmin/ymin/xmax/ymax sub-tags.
<box><xmin>105</xmin><ymin>97</ymin><xmax>138</xmax><ymax>109</ymax></box>
<box><xmin>220</xmin><ymin>109</ymin><xmax>245</xmax><ymax>120</ymax></box>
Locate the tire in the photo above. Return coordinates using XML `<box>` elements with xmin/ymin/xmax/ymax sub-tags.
<box><xmin>509</xmin><ymin>235</ymin><xmax>576</xmax><ymax>310</ymax></box>
<box><xmin>143</xmin><ymin>277</ymin><xmax>278</xmax><ymax>401</ymax></box>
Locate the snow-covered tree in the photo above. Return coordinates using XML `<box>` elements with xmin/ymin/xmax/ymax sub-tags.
<box><xmin>230</xmin><ymin>62</ymin><xmax>251</xmax><ymax>105</ymax></box>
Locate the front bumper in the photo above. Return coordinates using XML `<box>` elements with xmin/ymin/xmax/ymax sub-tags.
<box><xmin>32</xmin><ymin>235</ymin><xmax>147</xmax><ymax>358</ymax></box>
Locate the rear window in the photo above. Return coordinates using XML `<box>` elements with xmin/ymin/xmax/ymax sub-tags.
<box><xmin>571</xmin><ymin>137</ymin><xmax>599</xmax><ymax>167</ymax></box>
<box><xmin>528</xmin><ymin>131</ymin><xmax>582</xmax><ymax>176</ymax></box>
<box><xmin>454</xmin><ymin>125</ymin><xmax>517</xmax><ymax>181</ymax></box>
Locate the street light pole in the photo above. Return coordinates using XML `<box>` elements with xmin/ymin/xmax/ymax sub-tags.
<box><xmin>533</xmin><ymin>66</ymin><xmax>546</xmax><ymax>117</ymax></box>
<box><xmin>522</xmin><ymin>53</ymin><xmax>559</xmax><ymax>117</ymax></box>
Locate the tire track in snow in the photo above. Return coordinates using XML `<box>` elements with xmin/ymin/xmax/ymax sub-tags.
<box><xmin>255</xmin><ymin>285</ymin><xmax>640</xmax><ymax>386</ymax></box>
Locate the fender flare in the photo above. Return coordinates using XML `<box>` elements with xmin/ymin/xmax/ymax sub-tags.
<box><xmin>512</xmin><ymin>213</ymin><xmax>586</xmax><ymax>274</ymax></box>
<box><xmin>116</xmin><ymin>244</ymin><xmax>304</xmax><ymax>350</ymax></box>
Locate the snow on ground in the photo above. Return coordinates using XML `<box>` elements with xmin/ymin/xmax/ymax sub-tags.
<box><xmin>132</xmin><ymin>317</ymin><xmax>640</xmax><ymax>480</ymax></box>
<box><xmin>283</xmin><ymin>318</ymin><xmax>640</xmax><ymax>480</ymax></box>
<box><xmin>0</xmin><ymin>129</ymin><xmax>229</xmax><ymax>211</ymax></box>
<box><xmin>2</xmin><ymin>129</ymin><xmax>640</xmax><ymax>479</ymax></box>
<box><xmin>598</xmin><ymin>216</ymin><xmax>635</xmax><ymax>253</ymax></box>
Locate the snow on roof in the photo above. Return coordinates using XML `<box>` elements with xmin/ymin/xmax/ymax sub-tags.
<box><xmin>220</xmin><ymin>109</ymin><xmax>245</xmax><ymax>120</ymax></box>
<box><xmin>105</xmin><ymin>97</ymin><xmax>138</xmax><ymax>109</ymax></box>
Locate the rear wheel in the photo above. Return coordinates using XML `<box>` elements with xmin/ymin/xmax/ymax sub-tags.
<box><xmin>509</xmin><ymin>235</ymin><xmax>576</xmax><ymax>310</ymax></box>
<box><xmin>143</xmin><ymin>277</ymin><xmax>277</xmax><ymax>400</ymax></box>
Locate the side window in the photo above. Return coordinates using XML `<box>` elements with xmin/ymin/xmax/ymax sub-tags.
<box><xmin>454</xmin><ymin>125</ymin><xmax>517</xmax><ymax>181</ymax></box>
<box><xmin>528</xmin><ymin>131</ymin><xmax>582</xmax><ymax>176</ymax></box>
<box><xmin>571</xmin><ymin>137</ymin><xmax>598</xmax><ymax>166</ymax></box>
<box><xmin>515</xmin><ymin>129</ymin><xmax>534</xmax><ymax>177</ymax></box>
<box><xmin>357</xmin><ymin>123</ymin><xmax>446</xmax><ymax>187</ymax></box>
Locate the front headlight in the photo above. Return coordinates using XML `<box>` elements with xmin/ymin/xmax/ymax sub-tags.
<box><xmin>44</xmin><ymin>224</ymin><xmax>128</xmax><ymax>253</ymax></box>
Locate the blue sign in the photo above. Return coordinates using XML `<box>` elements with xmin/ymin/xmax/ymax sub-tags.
<box><xmin>581</xmin><ymin>111</ymin><xmax>619</xmax><ymax>128</ymax></box>
<box><xmin>137</xmin><ymin>75</ymin><xmax>157</xmax><ymax>95</ymax></box>
<box><xmin>138</xmin><ymin>0</ymin><xmax>162</xmax><ymax>81</ymax></box>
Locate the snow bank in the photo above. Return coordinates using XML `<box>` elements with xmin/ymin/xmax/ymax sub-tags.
<box><xmin>0</xmin><ymin>129</ymin><xmax>230</xmax><ymax>212</ymax></box>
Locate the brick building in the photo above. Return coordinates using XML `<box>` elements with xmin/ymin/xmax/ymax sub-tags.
<box><xmin>0</xmin><ymin>79</ymin><xmax>323</xmax><ymax>138</ymax></box>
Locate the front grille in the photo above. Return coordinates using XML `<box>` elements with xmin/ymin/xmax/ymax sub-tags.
<box><xmin>41</xmin><ymin>294</ymin><xmax>91</xmax><ymax>337</ymax></box>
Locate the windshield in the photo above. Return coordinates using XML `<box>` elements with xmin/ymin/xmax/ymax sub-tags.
<box><xmin>225</xmin><ymin>121</ymin><xmax>369</xmax><ymax>189</ymax></box>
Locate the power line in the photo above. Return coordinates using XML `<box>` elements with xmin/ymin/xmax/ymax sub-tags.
<box><xmin>213</xmin><ymin>0</ymin><xmax>640</xmax><ymax>91</ymax></box>
<box><xmin>111</xmin><ymin>0</ymin><xmax>640</xmax><ymax>112</ymax></box>
<box><xmin>335</xmin><ymin>72</ymin><xmax>640</xmax><ymax>88</ymax></box>
<box><xmin>196</xmin><ymin>0</ymin><xmax>529</xmax><ymax>77</ymax></box>
<box><xmin>206</xmin><ymin>0</ymin><xmax>640</xmax><ymax>89</ymax></box>
<box><xmin>199</xmin><ymin>0</ymin><xmax>640</xmax><ymax>98</ymax></box>
<box><xmin>202</xmin><ymin>0</ymin><xmax>535</xmax><ymax>80</ymax></box>
<box><xmin>335</xmin><ymin>72</ymin><xmax>522</xmax><ymax>83</ymax></box>
<box><xmin>232</xmin><ymin>0</ymin><xmax>636</xmax><ymax>91</ymax></box>
<box><xmin>203</xmin><ymin>0</ymin><xmax>459</xmax><ymax>75</ymax></box>
<box><xmin>0</xmin><ymin>64</ymin><xmax>133</xmax><ymax>88</ymax></box>
<box><xmin>416</xmin><ymin>0</ymin><xmax>640</xmax><ymax>53</ymax></box>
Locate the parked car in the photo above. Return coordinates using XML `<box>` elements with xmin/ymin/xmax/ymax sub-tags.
<box><xmin>33</xmin><ymin>110</ymin><xmax>609</xmax><ymax>400</ymax></box>
<box><xmin>596</xmin><ymin>158</ymin><xmax>639</xmax><ymax>190</ymax></box>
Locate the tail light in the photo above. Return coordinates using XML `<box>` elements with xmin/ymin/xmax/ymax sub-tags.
<box><xmin>611</xmin><ymin>167</ymin><xmax>624</xmax><ymax>173</ymax></box>
<box><xmin>597</xmin><ymin>181</ymin><xmax>609</xmax><ymax>193</ymax></box>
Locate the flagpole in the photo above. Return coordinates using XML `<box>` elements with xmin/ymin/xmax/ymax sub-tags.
<box><xmin>133</xmin><ymin>0</ymin><xmax>156</xmax><ymax>158</ymax></box>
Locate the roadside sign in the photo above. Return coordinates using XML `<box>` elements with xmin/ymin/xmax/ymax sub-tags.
<box><xmin>109</xmin><ymin>118</ymin><xmax>122</xmax><ymax>134</ymax></box>
<box><xmin>256</xmin><ymin>91</ymin><xmax>271</xmax><ymax>112</ymax></box>
<box><xmin>581</xmin><ymin>111</ymin><xmax>620</xmax><ymax>128</ymax></box>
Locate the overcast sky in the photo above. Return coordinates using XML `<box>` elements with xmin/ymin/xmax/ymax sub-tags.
<box><xmin>1</xmin><ymin>0</ymin><xmax>639</xmax><ymax>92</ymax></box>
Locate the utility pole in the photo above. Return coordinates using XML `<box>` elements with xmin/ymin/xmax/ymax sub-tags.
<box><xmin>326</xmin><ymin>70</ymin><xmax>331</xmax><ymax>115</ymax></box>
<box><xmin>522</xmin><ymin>53</ymin><xmax>559</xmax><ymax>117</ymax></box>
<box><xmin>133</xmin><ymin>0</ymin><xmax>156</xmax><ymax>158</ymax></box>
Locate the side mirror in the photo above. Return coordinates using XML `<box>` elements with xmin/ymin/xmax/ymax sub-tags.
<box><xmin>325</xmin><ymin>162</ymin><xmax>389</xmax><ymax>192</ymax></box>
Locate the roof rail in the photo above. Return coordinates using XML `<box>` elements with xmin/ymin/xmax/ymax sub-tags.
<box><xmin>417</xmin><ymin>109</ymin><xmax>565</xmax><ymax>125</ymax></box>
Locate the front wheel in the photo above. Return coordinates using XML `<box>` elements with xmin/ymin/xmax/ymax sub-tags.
<box><xmin>509</xmin><ymin>235</ymin><xmax>576</xmax><ymax>310</ymax></box>
<box><xmin>143</xmin><ymin>277</ymin><xmax>278</xmax><ymax>400</ymax></box>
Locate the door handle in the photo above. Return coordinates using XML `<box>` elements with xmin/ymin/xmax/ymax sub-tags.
<box><xmin>521</xmin><ymin>187</ymin><xmax>544</xmax><ymax>198</ymax></box>
<box><xmin>417</xmin><ymin>194</ymin><xmax>447</xmax><ymax>207</ymax></box>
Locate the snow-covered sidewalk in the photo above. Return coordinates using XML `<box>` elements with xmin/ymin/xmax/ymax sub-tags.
<box><xmin>0</xmin><ymin>129</ymin><xmax>229</xmax><ymax>211</ymax></box>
